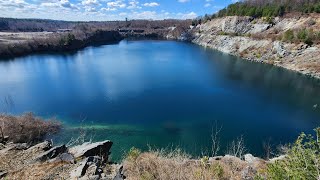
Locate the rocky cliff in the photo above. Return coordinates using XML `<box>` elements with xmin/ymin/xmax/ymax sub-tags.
<box><xmin>192</xmin><ymin>15</ymin><xmax>320</xmax><ymax>79</ymax></box>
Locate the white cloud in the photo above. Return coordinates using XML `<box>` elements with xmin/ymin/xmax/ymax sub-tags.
<box><xmin>204</xmin><ymin>3</ymin><xmax>210</xmax><ymax>7</ymax></box>
<box><xmin>82</xmin><ymin>0</ymin><xmax>100</xmax><ymax>6</ymax></box>
<box><xmin>178</xmin><ymin>0</ymin><xmax>189</xmax><ymax>3</ymax></box>
<box><xmin>178</xmin><ymin>11</ymin><xmax>197</xmax><ymax>19</ymax></box>
<box><xmin>127</xmin><ymin>0</ymin><xmax>141</xmax><ymax>9</ymax></box>
<box><xmin>143</xmin><ymin>2</ymin><xmax>159</xmax><ymax>7</ymax></box>
<box><xmin>107</xmin><ymin>0</ymin><xmax>126</xmax><ymax>8</ymax></box>
<box><xmin>0</xmin><ymin>0</ymin><xmax>204</xmax><ymax>21</ymax></box>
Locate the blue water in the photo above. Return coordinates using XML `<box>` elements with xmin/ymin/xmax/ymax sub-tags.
<box><xmin>0</xmin><ymin>40</ymin><xmax>319</xmax><ymax>160</ymax></box>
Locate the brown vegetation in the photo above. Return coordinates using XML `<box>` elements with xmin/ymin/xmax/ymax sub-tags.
<box><xmin>123</xmin><ymin>148</ymin><xmax>266</xmax><ymax>180</ymax></box>
<box><xmin>0</xmin><ymin>113</ymin><xmax>61</xmax><ymax>144</ymax></box>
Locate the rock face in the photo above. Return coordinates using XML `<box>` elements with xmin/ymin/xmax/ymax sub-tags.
<box><xmin>70</xmin><ymin>156</ymin><xmax>102</xmax><ymax>179</ymax></box>
<box><xmin>69</xmin><ymin>140</ymin><xmax>113</xmax><ymax>159</ymax></box>
<box><xmin>49</xmin><ymin>153</ymin><xmax>75</xmax><ymax>164</ymax></box>
<box><xmin>35</xmin><ymin>144</ymin><xmax>67</xmax><ymax>162</ymax></box>
<box><xmin>192</xmin><ymin>15</ymin><xmax>320</xmax><ymax>79</ymax></box>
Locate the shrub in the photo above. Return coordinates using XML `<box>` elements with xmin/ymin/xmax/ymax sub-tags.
<box><xmin>0</xmin><ymin>113</ymin><xmax>61</xmax><ymax>144</ymax></box>
<box><xmin>297</xmin><ymin>29</ymin><xmax>308</xmax><ymax>40</ymax></box>
<box><xmin>126</xmin><ymin>147</ymin><xmax>141</xmax><ymax>161</ymax></box>
<box><xmin>283</xmin><ymin>29</ymin><xmax>295</xmax><ymax>42</ymax></box>
<box><xmin>267</xmin><ymin>128</ymin><xmax>320</xmax><ymax>179</ymax></box>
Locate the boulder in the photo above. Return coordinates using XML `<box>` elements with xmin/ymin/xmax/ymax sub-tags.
<box><xmin>12</xmin><ymin>143</ymin><xmax>29</xmax><ymax>150</ymax></box>
<box><xmin>69</xmin><ymin>140</ymin><xmax>113</xmax><ymax>159</ymax></box>
<box><xmin>269</xmin><ymin>155</ymin><xmax>287</xmax><ymax>163</ymax></box>
<box><xmin>244</xmin><ymin>154</ymin><xmax>257</xmax><ymax>164</ymax></box>
<box><xmin>0</xmin><ymin>170</ymin><xmax>7</xmax><ymax>179</ymax></box>
<box><xmin>49</xmin><ymin>153</ymin><xmax>75</xmax><ymax>164</ymax></box>
<box><xmin>70</xmin><ymin>156</ymin><xmax>102</xmax><ymax>179</ymax></box>
<box><xmin>35</xmin><ymin>144</ymin><xmax>67</xmax><ymax>162</ymax></box>
<box><xmin>26</xmin><ymin>140</ymin><xmax>52</xmax><ymax>153</ymax></box>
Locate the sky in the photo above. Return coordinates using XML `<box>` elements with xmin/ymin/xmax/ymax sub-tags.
<box><xmin>0</xmin><ymin>0</ymin><xmax>236</xmax><ymax>21</ymax></box>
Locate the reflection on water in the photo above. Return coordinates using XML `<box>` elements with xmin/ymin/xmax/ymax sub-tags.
<box><xmin>0</xmin><ymin>40</ymin><xmax>319</xmax><ymax>161</ymax></box>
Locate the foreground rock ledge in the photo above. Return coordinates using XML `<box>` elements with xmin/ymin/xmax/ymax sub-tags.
<box><xmin>0</xmin><ymin>140</ymin><xmax>122</xmax><ymax>180</ymax></box>
<box><xmin>0</xmin><ymin>139</ymin><xmax>285</xmax><ymax>180</ymax></box>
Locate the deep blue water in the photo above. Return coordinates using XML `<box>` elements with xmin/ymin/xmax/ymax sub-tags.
<box><xmin>0</xmin><ymin>40</ymin><xmax>319</xmax><ymax>160</ymax></box>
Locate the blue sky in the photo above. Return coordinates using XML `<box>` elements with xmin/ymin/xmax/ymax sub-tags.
<box><xmin>0</xmin><ymin>0</ymin><xmax>235</xmax><ymax>21</ymax></box>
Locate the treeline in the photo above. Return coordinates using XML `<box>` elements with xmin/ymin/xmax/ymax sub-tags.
<box><xmin>192</xmin><ymin>0</ymin><xmax>320</xmax><ymax>25</ymax></box>
<box><xmin>0</xmin><ymin>18</ymin><xmax>191</xmax><ymax>32</ymax></box>
<box><xmin>218</xmin><ymin>0</ymin><xmax>320</xmax><ymax>18</ymax></box>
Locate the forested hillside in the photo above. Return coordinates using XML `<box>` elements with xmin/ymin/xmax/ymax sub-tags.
<box><xmin>217</xmin><ymin>0</ymin><xmax>320</xmax><ymax>18</ymax></box>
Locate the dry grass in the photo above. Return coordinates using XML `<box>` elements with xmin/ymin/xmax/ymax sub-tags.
<box><xmin>122</xmin><ymin>148</ymin><xmax>261</xmax><ymax>180</ymax></box>
<box><xmin>0</xmin><ymin>112</ymin><xmax>61</xmax><ymax>144</ymax></box>
<box><xmin>6</xmin><ymin>161</ymin><xmax>75</xmax><ymax>180</ymax></box>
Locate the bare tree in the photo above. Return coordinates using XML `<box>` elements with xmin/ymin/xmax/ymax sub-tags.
<box><xmin>263</xmin><ymin>138</ymin><xmax>274</xmax><ymax>160</ymax></box>
<box><xmin>227</xmin><ymin>135</ymin><xmax>246</xmax><ymax>159</ymax></box>
<box><xmin>211</xmin><ymin>121</ymin><xmax>222</xmax><ymax>157</ymax></box>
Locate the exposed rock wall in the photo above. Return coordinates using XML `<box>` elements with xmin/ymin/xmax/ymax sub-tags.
<box><xmin>192</xmin><ymin>16</ymin><xmax>320</xmax><ymax>79</ymax></box>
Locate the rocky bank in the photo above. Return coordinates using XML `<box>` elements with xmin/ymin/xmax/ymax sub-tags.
<box><xmin>0</xmin><ymin>138</ymin><xmax>286</xmax><ymax>180</ymax></box>
<box><xmin>192</xmin><ymin>15</ymin><xmax>320</xmax><ymax>79</ymax></box>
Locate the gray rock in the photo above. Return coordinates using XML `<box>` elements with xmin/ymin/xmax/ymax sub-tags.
<box><xmin>35</xmin><ymin>144</ymin><xmax>67</xmax><ymax>162</ymax></box>
<box><xmin>70</xmin><ymin>156</ymin><xmax>102</xmax><ymax>179</ymax></box>
<box><xmin>12</xmin><ymin>143</ymin><xmax>29</xmax><ymax>150</ymax></box>
<box><xmin>0</xmin><ymin>170</ymin><xmax>7</xmax><ymax>179</ymax></box>
<box><xmin>244</xmin><ymin>154</ymin><xmax>257</xmax><ymax>164</ymax></box>
<box><xmin>209</xmin><ymin>156</ymin><xmax>223</xmax><ymax>161</ymax></box>
<box><xmin>69</xmin><ymin>140</ymin><xmax>113</xmax><ymax>159</ymax></box>
<box><xmin>49</xmin><ymin>153</ymin><xmax>75</xmax><ymax>164</ymax></box>
<box><xmin>113</xmin><ymin>165</ymin><xmax>125</xmax><ymax>180</ymax></box>
<box><xmin>269</xmin><ymin>155</ymin><xmax>287</xmax><ymax>163</ymax></box>
<box><xmin>24</xmin><ymin>140</ymin><xmax>52</xmax><ymax>155</ymax></box>
<box><xmin>273</xmin><ymin>41</ymin><xmax>288</xmax><ymax>57</ymax></box>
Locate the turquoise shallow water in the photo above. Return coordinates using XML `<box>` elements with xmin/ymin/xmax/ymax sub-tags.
<box><xmin>0</xmin><ymin>40</ymin><xmax>320</xmax><ymax>161</ymax></box>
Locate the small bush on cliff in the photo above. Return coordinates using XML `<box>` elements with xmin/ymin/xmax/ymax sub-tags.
<box><xmin>126</xmin><ymin>147</ymin><xmax>141</xmax><ymax>161</ymax></box>
<box><xmin>267</xmin><ymin>128</ymin><xmax>320</xmax><ymax>179</ymax></box>
<box><xmin>0</xmin><ymin>113</ymin><xmax>61</xmax><ymax>144</ymax></box>
<box><xmin>282</xmin><ymin>29</ymin><xmax>295</xmax><ymax>42</ymax></box>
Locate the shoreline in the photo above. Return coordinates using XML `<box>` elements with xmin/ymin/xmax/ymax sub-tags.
<box><xmin>2</xmin><ymin>34</ymin><xmax>320</xmax><ymax>81</ymax></box>
<box><xmin>195</xmin><ymin>42</ymin><xmax>320</xmax><ymax>81</ymax></box>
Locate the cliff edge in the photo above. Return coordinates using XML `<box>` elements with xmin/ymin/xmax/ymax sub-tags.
<box><xmin>192</xmin><ymin>15</ymin><xmax>320</xmax><ymax>79</ymax></box>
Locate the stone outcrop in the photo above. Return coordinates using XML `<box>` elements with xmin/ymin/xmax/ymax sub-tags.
<box><xmin>192</xmin><ymin>16</ymin><xmax>320</xmax><ymax>79</ymax></box>
<box><xmin>69</xmin><ymin>140</ymin><xmax>113</xmax><ymax>159</ymax></box>
<box><xmin>0</xmin><ymin>140</ymin><xmax>119</xmax><ymax>180</ymax></box>
<box><xmin>35</xmin><ymin>144</ymin><xmax>67</xmax><ymax>162</ymax></box>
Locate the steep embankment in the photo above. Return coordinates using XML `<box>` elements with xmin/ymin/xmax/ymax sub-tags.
<box><xmin>0</xmin><ymin>25</ymin><xmax>190</xmax><ymax>59</ymax></box>
<box><xmin>0</xmin><ymin>30</ymin><xmax>123</xmax><ymax>58</ymax></box>
<box><xmin>192</xmin><ymin>15</ymin><xmax>320</xmax><ymax>79</ymax></box>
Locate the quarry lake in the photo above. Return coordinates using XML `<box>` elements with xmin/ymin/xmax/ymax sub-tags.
<box><xmin>0</xmin><ymin>40</ymin><xmax>320</xmax><ymax>160</ymax></box>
